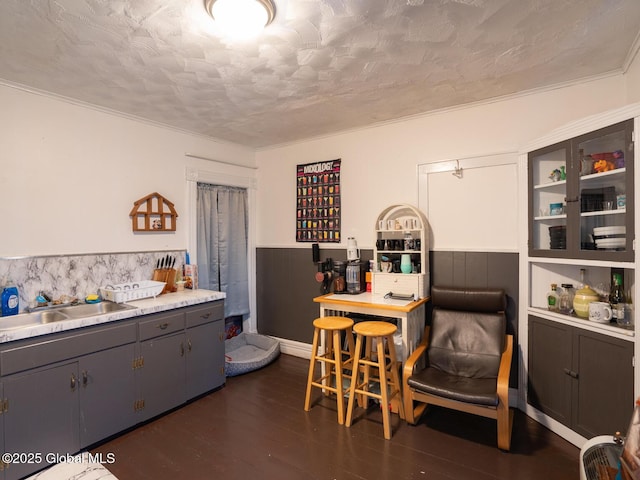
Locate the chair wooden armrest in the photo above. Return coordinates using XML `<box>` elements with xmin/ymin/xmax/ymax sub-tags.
<box><xmin>403</xmin><ymin>326</ymin><xmax>430</xmax><ymax>383</ymax></box>
<box><xmin>496</xmin><ymin>334</ymin><xmax>514</xmax><ymax>450</ymax></box>
<box><xmin>402</xmin><ymin>326</ymin><xmax>430</xmax><ymax>424</ymax></box>
<box><xmin>496</xmin><ymin>334</ymin><xmax>513</xmax><ymax>401</ymax></box>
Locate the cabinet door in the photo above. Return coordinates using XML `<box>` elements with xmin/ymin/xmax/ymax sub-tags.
<box><xmin>139</xmin><ymin>333</ymin><xmax>186</xmax><ymax>421</ymax></box>
<box><xmin>79</xmin><ymin>343</ymin><xmax>137</xmax><ymax>448</ymax></box>
<box><xmin>573</xmin><ymin>120</ymin><xmax>634</xmax><ymax>262</ymax></box>
<box><xmin>186</xmin><ymin>320</ymin><xmax>225</xmax><ymax>399</ymax></box>
<box><xmin>4</xmin><ymin>363</ymin><xmax>79</xmax><ymax>480</ymax></box>
<box><xmin>529</xmin><ymin>120</ymin><xmax>634</xmax><ymax>260</ymax></box>
<box><xmin>528</xmin><ymin>141</ymin><xmax>572</xmax><ymax>257</ymax></box>
<box><xmin>527</xmin><ymin>316</ymin><xmax>573</xmax><ymax>426</ymax></box>
<box><xmin>572</xmin><ymin>329</ymin><xmax>634</xmax><ymax>437</ymax></box>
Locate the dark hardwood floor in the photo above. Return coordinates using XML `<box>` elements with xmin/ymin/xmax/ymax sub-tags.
<box><xmin>91</xmin><ymin>354</ymin><xmax>579</xmax><ymax>479</ymax></box>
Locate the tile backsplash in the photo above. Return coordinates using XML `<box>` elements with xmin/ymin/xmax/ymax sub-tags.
<box><xmin>0</xmin><ymin>250</ymin><xmax>186</xmax><ymax>313</ymax></box>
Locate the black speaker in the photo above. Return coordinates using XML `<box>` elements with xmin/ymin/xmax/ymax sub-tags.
<box><xmin>312</xmin><ymin>243</ymin><xmax>320</xmax><ymax>263</ymax></box>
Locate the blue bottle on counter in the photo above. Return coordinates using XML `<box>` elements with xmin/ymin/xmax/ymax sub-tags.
<box><xmin>1</xmin><ymin>286</ymin><xmax>19</xmax><ymax>316</ymax></box>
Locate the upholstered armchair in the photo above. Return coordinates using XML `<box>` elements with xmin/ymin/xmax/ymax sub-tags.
<box><xmin>402</xmin><ymin>286</ymin><xmax>514</xmax><ymax>451</ymax></box>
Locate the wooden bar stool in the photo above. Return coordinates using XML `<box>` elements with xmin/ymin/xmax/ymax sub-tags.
<box><xmin>345</xmin><ymin>321</ymin><xmax>404</xmax><ymax>440</ymax></box>
<box><xmin>304</xmin><ymin>316</ymin><xmax>355</xmax><ymax>425</ymax></box>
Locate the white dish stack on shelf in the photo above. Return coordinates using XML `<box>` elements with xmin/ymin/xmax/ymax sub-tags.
<box><xmin>593</xmin><ymin>226</ymin><xmax>625</xmax><ymax>250</ymax></box>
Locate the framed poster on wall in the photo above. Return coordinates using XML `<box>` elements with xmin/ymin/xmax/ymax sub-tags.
<box><xmin>296</xmin><ymin>159</ymin><xmax>341</xmax><ymax>242</ymax></box>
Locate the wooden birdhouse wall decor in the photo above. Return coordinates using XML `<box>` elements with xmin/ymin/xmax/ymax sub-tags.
<box><xmin>130</xmin><ymin>192</ymin><xmax>178</xmax><ymax>232</ymax></box>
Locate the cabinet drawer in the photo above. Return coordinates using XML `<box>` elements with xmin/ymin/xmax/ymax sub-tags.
<box><xmin>0</xmin><ymin>321</ymin><xmax>137</xmax><ymax>376</ymax></box>
<box><xmin>372</xmin><ymin>273</ymin><xmax>428</xmax><ymax>299</ymax></box>
<box><xmin>186</xmin><ymin>301</ymin><xmax>224</xmax><ymax>328</ymax></box>
<box><xmin>138</xmin><ymin>311</ymin><xmax>185</xmax><ymax>341</ymax></box>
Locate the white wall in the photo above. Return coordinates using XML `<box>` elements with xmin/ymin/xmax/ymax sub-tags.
<box><xmin>0</xmin><ymin>84</ymin><xmax>255</xmax><ymax>257</ymax></box>
<box><xmin>256</xmin><ymin>75</ymin><xmax>629</xmax><ymax>250</ymax></box>
<box><xmin>626</xmin><ymin>45</ymin><xmax>640</xmax><ymax>103</ymax></box>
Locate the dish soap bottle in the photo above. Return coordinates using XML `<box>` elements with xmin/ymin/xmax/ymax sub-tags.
<box><xmin>1</xmin><ymin>284</ymin><xmax>19</xmax><ymax>316</ymax></box>
<box><xmin>547</xmin><ymin>283</ymin><xmax>559</xmax><ymax>312</ymax></box>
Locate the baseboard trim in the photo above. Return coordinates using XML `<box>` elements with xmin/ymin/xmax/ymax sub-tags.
<box><xmin>274</xmin><ymin>337</ymin><xmax>312</xmax><ymax>359</ymax></box>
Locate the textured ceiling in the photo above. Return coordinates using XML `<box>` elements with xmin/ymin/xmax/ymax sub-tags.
<box><xmin>1</xmin><ymin>0</ymin><xmax>640</xmax><ymax>148</ymax></box>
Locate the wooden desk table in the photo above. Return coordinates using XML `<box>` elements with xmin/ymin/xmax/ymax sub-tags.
<box><xmin>313</xmin><ymin>292</ymin><xmax>428</xmax><ymax>361</ymax></box>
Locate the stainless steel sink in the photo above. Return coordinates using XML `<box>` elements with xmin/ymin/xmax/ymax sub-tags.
<box><xmin>0</xmin><ymin>310</ymin><xmax>70</xmax><ymax>330</ymax></box>
<box><xmin>38</xmin><ymin>310</ymin><xmax>71</xmax><ymax>323</ymax></box>
<box><xmin>0</xmin><ymin>301</ymin><xmax>137</xmax><ymax>331</ymax></box>
<box><xmin>59</xmin><ymin>301</ymin><xmax>136</xmax><ymax>318</ymax></box>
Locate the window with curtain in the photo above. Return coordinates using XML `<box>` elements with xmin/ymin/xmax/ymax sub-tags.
<box><xmin>197</xmin><ymin>183</ymin><xmax>249</xmax><ymax>318</ymax></box>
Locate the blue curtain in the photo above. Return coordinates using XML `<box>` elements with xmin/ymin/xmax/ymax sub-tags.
<box><xmin>197</xmin><ymin>183</ymin><xmax>249</xmax><ymax>317</ymax></box>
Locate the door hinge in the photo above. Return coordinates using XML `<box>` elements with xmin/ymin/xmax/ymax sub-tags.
<box><xmin>133</xmin><ymin>399</ymin><xmax>145</xmax><ymax>412</ymax></box>
<box><xmin>132</xmin><ymin>356</ymin><xmax>144</xmax><ymax>369</ymax></box>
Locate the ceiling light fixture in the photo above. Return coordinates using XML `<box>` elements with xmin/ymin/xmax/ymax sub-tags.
<box><xmin>204</xmin><ymin>0</ymin><xmax>276</xmax><ymax>39</ymax></box>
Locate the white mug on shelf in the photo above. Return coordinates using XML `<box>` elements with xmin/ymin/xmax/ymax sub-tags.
<box><xmin>588</xmin><ymin>302</ymin><xmax>612</xmax><ymax>323</ymax></box>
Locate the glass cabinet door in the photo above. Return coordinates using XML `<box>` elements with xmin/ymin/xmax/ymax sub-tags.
<box><xmin>529</xmin><ymin>119</ymin><xmax>634</xmax><ymax>261</ymax></box>
<box><xmin>574</xmin><ymin>120</ymin><xmax>634</xmax><ymax>262</ymax></box>
<box><xmin>529</xmin><ymin>142</ymin><xmax>571</xmax><ymax>257</ymax></box>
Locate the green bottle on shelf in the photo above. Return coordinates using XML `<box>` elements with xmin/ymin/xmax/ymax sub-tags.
<box><xmin>610</xmin><ymin>273</ymin><xmax>626</xmax><ymax>323</ymax></box>
<box><xmin>547</xmin><ymin>283</ymin><xmax>559</xmax><ymax>312</ymax></box>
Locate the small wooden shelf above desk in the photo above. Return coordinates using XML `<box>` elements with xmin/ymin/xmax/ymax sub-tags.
<box><xmin>313</xmin><ymin>292</ymin><xmax>429</xmax><ymax>361</ymax></box>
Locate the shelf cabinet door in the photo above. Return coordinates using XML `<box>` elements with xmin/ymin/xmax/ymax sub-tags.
<box><xmin>78</xmin><ymin>343</ymin><xmax>137</xmax><ymax>448</ymax></box>
<box><xmin>528</xmin><ymin>119</ymin><xmax>634</xmax><ymax>260</ymax></box>
<box><xmin>572</xmin><ymin>328</ymin><xmax>634</xmax><ymax>437</ymax></box>
<box><xmin>528</xmin><ymin>142</ymin><xmax>572</xmax><ymax>257</ymax></box>
<box><xmin>527</xmin><ymin>316</ymin><xmax>573</xmax><ymax>425</ymax></box>
<box><xmin>573</xmin><ymin>120</ymin><xmax>634</xmax><ymax>262</ymax></box>
<box><xmin>4</xmin><ymin>363</ymin><xmax>80</xmax><ymax>480</ymax></box>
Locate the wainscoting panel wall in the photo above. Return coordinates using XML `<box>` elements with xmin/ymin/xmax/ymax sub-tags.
<box><xmin>430</xmin><ymin>250</ymin><xmax>519</xmax><ymax>387</ymax></box>
<box><xmin>256</xmin><ymin>248</ymin><xmax>518</xmax><ymax>386</ymax></box>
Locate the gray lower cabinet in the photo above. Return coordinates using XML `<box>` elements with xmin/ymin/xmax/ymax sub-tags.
<box><xmin>0</xmin><ymin>299</ymin><xmax>225</xmax><ymax>480</ymax></box>
<box><xmin>185</xmin><ymin>303</ymin><xmax>225</xmax><ymax>400</ymax></box>
<box><xmin>137</xmin><ymin>302</ymin><xmax>225</xmax><ymax>420</ymax></box>
<box><xmin>528</xmin><ymin>315</ymin><xmax>634</xmax><ymax>438</ymax></box>
<box><xmin>79</xmin><ymin>343</ymin><xmax>137</xmax><ymax>448</ymax></box>
<box><xmin>139</xmin><ymin>332</ymin><xmax>187</xmax><ymax>421</ymax></box>
<box><xmin>4</xmin><ymin>362</ymin><xmax>79</xmax><ymax>480</ymax></box>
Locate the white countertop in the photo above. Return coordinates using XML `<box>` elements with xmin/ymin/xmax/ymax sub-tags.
<box><xmin>0</xmin><ymin>289</ymin><xmax>226</xmax><ymax>344</ymax></box>
<box><xmin>323</xmin><ymin>292</ymin><xmax>416</xmax><ymax>307</ymax></box>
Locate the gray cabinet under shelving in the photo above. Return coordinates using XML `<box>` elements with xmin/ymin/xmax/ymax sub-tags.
<box><xmin>528</xmin><ymin>315</ymin><xmax>634</xmax><ymax>437</ymax></box>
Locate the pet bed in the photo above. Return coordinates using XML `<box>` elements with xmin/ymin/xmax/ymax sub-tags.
<box><xmin>225</xmin><ymin>332</ymin><xmax>280</xmax><ymax>376</ymax></box>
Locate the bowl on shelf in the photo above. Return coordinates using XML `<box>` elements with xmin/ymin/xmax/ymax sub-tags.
<box><xmin>549</xmin><ymin>225</ymin><xmax>566</xmax><ymax>249</ymax></box>
<box><xmin>593</xmin><ymin>226</ymin><xmax>625</xmax><ymax>238</ymax></box>
<box><xmin>595</xmin><ymin>237</ymin><xmax>626</xmax><ymax>249</ymax></box>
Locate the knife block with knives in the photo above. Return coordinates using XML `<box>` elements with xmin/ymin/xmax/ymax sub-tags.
<box><xmin>153</xmin><ymin>255</ymin><xmax>177</xmax><ymax>293</ymax></box>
